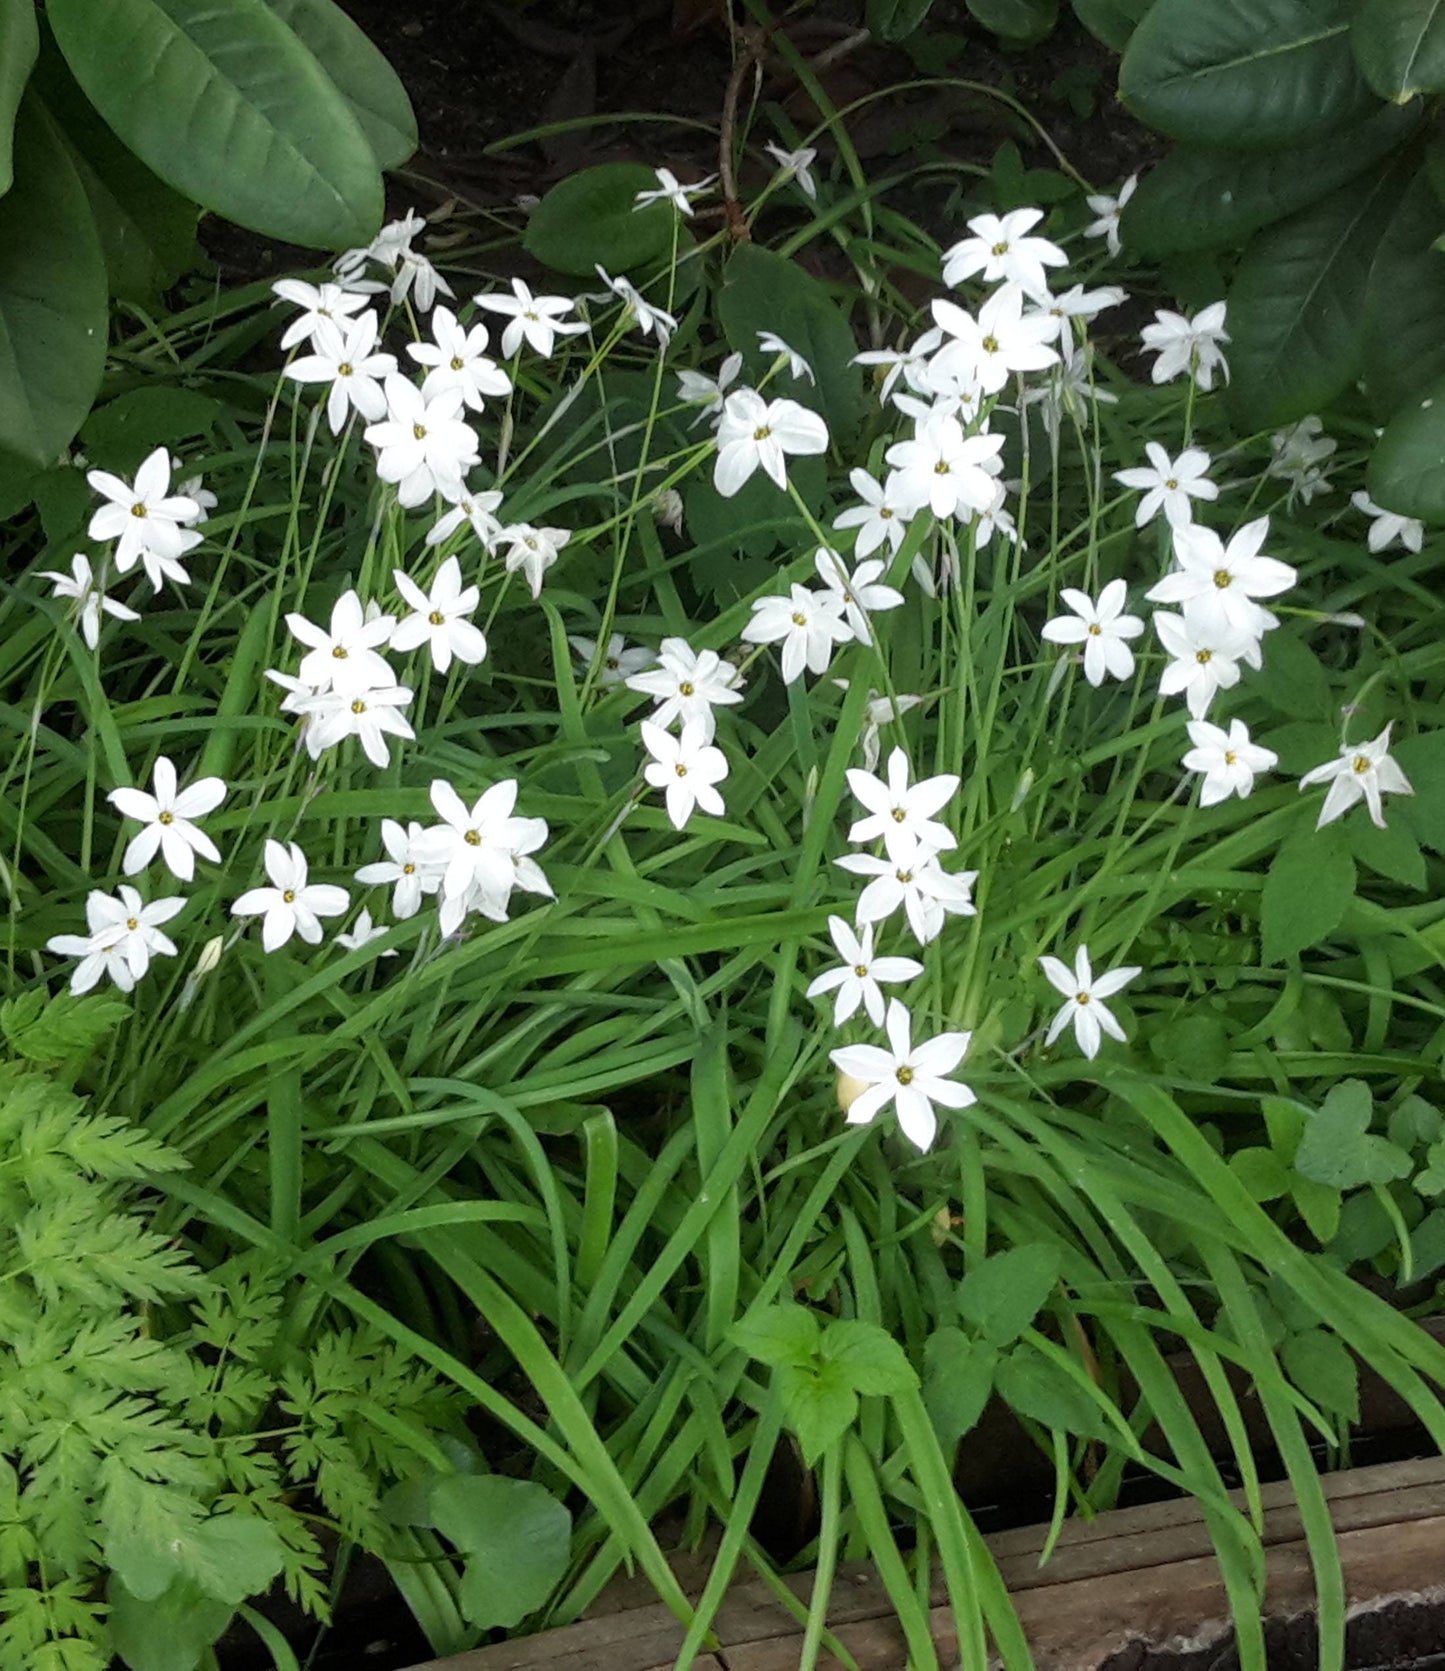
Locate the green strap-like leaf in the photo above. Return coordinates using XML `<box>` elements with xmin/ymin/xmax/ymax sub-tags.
<box><xmin>0</xmin><ymin>90</ymin><xmax>108</xmax><ymax>465</ymax></box>
<box><xmin>1226</xmin><ymin>153</ymin><xmax>1409</xmax><ymax>432</ymax></box>
<box><xmin>263</xmin><ymin>0</ymin><xmax>417</xmax><ymax>171</ymax></box>
<box><xmin>1119</xmin><ymin>0</ymin><xmax>1378</xmax><ymax>148</ymax></box>
<box><xmin>1120</xmin><ymin>102</ymin><xmax>1418</xmax><ymax>257</ymax></box>
<box><xmin>46</xmin><ymin>0</ymin><xmax>383</xmax><ymax>249</ymax></box>
<box><xmin>0</xmin><ymin>0</ymin><xmax>38</xmax><ymax>197</ymax></box>
<box><xmin>1353</xmin><ymin>0</ymin><xmax>1445</xmax><ymax>101</ymax></box>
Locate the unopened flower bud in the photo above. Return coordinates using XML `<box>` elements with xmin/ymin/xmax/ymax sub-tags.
<box><xmin>836</xmin><ymin>1068</ymin><xmax>871</xmax><ymax>1117</ymax></box>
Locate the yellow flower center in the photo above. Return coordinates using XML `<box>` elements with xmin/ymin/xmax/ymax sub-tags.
<box><xmin>934</xmin><ymin>460</ymin><xmax>950</xmax><ymax>475</ymax></box>
<box><xmin>1075</xmin><ymin>992</ymin><xmax>1090</xmax><ymax>1005</ymax></box>
<box><xmin>464</xmin><ymin>829</ymin><xmax>481</xmax><ymax>846</ymax></box>
<box><xmin>126</xmin><ymin>917</ymin><xmax>139</xmax><ymax>931</ymax></box>
<box><xmin>897</xmin><ymin>1065</ymin><xmax>915</xmax><ymax>1085</ymax></box>
<box><xmin>130</xmin><ymin>503</ymin><xmax>147</xmax><ymax>518</ymax></box>
<box><xmin>413</xmin><ymin>423</ymin><xmax>427</xmax><ymax>441</ymax></box>
<box><xmin>403</xmin><ymin>862</ymin><xmax>416</xmax><ymax>875</ymax></box>
<box><xmin>679</xmin><ymin>681</ymin><xmax>695</xmax><ymax>697</ymax></box>
<box><xmin>1195</xmin><ymin>649</ymin><xmax>1212</xmax><ymax>664</ymax></box>
<box><xmin>351</xmin><ymin>699</ymin><xmax>366</xmax><ymax>714</ymax></box>
<box><xmin>450</xmin><ymin>355</ymin><xmax>464</xmax><ymax>370</ymax></box>
<box><xmin>675</xmin><ymin>763</ymin><xmax>688</xmax><ymax>777</ymax></box>
<box><xmin>1224</xmin><ymin>750</ymin><xmax>1237</xmax><ymax>765</ymax></box>
<box><xmin>854</xmin><ymin>963</ymin><xmax>869</xmax><ymax>977</ymax></box>
<box><xmin>1352</xmin><ymin>755</ymin><xmax>1371</xmax><ymax>774</ymax></box>
<box><xmin>1213</xmin><ymin>569</ymin><xmax>1232</xmax><ymax>589</ymax></box>
<box><xmin>339</xmin><ymin>362</ymin><xmax>353</xmax><ymax>377</ymax></box>
<box><xmin>791</xmin><ymin>611</ymin><xmax>807</xmax><ymax>626</ymax></box>
<box><xmin>1165</xmin><ymin>478</ymin><xmax>1178</xmax><ymax>490</ymax></box>
<box><xmin>990</xmin><ymin>240</ymin><xmax>1008</xmax><ymax>256</ymax></box>
<box><xmin>753</xmin><ymin>425</ymin><xmax>772</xmax><ymax>442</ymax></box>
<box><xmin>891</xmin><ymin>808</ymin><xmax>907</xmax><ymax>822</ymax></box>
<box><xmin>158</xmin><ymin>811</ymin><xmax>174</xmax><ymax>825</ymax></box>
<box><xmin>981</xmin><ymin>334</ymin><xmax>999</xmax><ymax>354</ymax></box>
<box><xmin>429</xmin><ymin>610</ymin><xmax>445</xmax><ymax>626</ymax></box>
<box><xmin>880</xmin><ymin>507</ymin><xmax>893</xmax><ymax>519</ymax></box>
<box><xmin>283</xmin><ymin>889</ymin><xmax>296</xmax><ymax>904</ymax></box>
<box><xmin>1087</xmin><ymin>623</ymin><xmax>1101</xmax><ymax>636</ymax></box>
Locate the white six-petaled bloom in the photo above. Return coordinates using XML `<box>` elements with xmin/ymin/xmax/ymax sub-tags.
<box><xmin>87</xmin><ymin>446</ymin><xmax>202</xmax><ymax>577</ymax></box>
<box><xmin>1140</xmin><ymin>301</ymin><xmax>1230</xmax><ymax>391</ymax></box>
<box><xmin>232</xmin><ymin>840</ymin><xmax>349</xmax><ymax>952</ymax></box>
<box><xmin>713</xmin><ymin>388</ymin><xmax>829</xmax><ymax>497</ymax></box>
<box><xmin>496</xmin><ymin>522</ymin><xmax>570</xmax><ymax>598</ymax></box>
<box><xmin>1146</xmin><ymin>517</ymin><xmax>1295</xmax><ymax>640</ymax></box>
<box><xmin>846</xmin><ymin>746</ymin><xmax>959</xmax><ymax>862</ymax></box>
<box><xmin>47</xmin><ymin>886</ymin><xmax>185</xmax><ymax>994</ymax></box>
<box><xmin>757</xmin><ymin>330</ymin><xmax>815</xmax><ymax>384</ymax></box>
<box><xmin>1114</xmin><ymin>443</ymin><xmax>1218</xmax><ymax>531</ymax></box>
<box><xmin>271</xmin><ymin>277</ymin><xmax>371</xmax><ymax>350</ymax></box>
<box><xmin>406</xmin><ymin>305</ymin><xmax>512</xmax><ymax>411</ymax></box>
<box><xmin>1037</xmin><ymin>283</ymin><xmax>1127</xmax><ymax>366</ymax></box>
<box><xmin>284</xmin><ymin>311</ymin><xmax>396</xmax><ymax>436</ymax></box>
<box><xmin>427</xmin><ymin>482</ymin><xmax>505</xmax><ymax>550</ymax></box>
<box><xmin>835</xmin><ymin>849</ymin><xmax>978</xmax><ymax>945</ymax></box>
<box><xmin>833</xmin><ymin>466</ymin><xmax>912</xmax><ymax>557</ymax></box>
<box><xmin>390</xmin><ymin>556</ymin><xmax>487</xmax><ymax>673</ymax></box>
<box><xmin>1266</xmin><ymin>415</ymin><xmax>1335</xmax><ymax>507</ymax></box>
<box><xmin>1041</xmin><ymin>581</ymin><xmax>1144</xmax><ymax>687</ymax></box>
<box><xmin>355</xmin><ymin>818</ymin><xmax>443</xmax><ymax>919</ymax></box>
<box><xmin>813</xmin><ymin>548</ymin><xmax>904</xmax><ymax>645</ymax></box>
<box><xmin>286</xmin><ymin>589</ymin><xmax>396</xmax><ymax>696</ymax></box>
<box><xmin>741</xmin><ymin>583</ymin><xmax>852</xmax><ymax>684</ymax></box>
<box><xmin>108</xmin><ymin>756</ymin><xmax>226</xmax><ymax>881</ymax></box>
<box><xmin>885</xmin><ymin>410</ymin><xmax>1004</xmax><ymax>520</ymax></box>
<box><xmin>595</xmin><ymin>267</ymin><xmax>678</xmax><ymax>347</ymax></box>
<box><xmin>676</xmin><ymin>352</ymin><xmax>743</xmax><ymax>427</ymax></box>
<box><xmin>1152</xmin><ymin>610</ymin><xmax>1259</xmax><ymax>718</ymax></box>
<box><xmin>364</xmin><ymin>375</ymin><xmax>480</xmax><ymax>507</ymax></box>
<box><xmin>421</xmin><ymin>778</ymin><xmax>546</xmax><ymax>923</ymax></box>
<box><xmin>764</xmin><ymin>142</ymin><xmax>818</xmax><ymax>199</ymax></box>
<box><xmin>1039</xmin><ymin>944</ymin><xmax>1141</xmax><ymax>1059</ymax></box>
<box><xmin>335</xmin><ymin>908</ymin><xmax>394</xmax><ymax>955</ymax></box>
<box><xmin>1299</xmin><ymin>723</ymin><xmax>1414</xmax><ymax>829</ymax></box>
<box><xmin>625</xmin><ymin>637</ymin><xmax>743</xmax><ymax>739</ymax></box>
<box><xmin>1182</xmin><ymin>718</ymin><xmax>1278</xmax><ymax>806</ymax></box>
<box><xmin>570</xmin><ymin>632</ymin><xmax>656</xmax><ymax>689</ymax></box>
<box><xmin>474</xmin><ymin>277</ymin><xmax>586</xmax><ymax>359</ymax></box>
<box><xmin>1083</xmin><ymin>173</ymin><xmax>1137</xmax><ymax>259</ymax></box>
<box><xmin>830</xmin><ymin>999</ymin><xmax>975</xmax><ymax>1152</ymax></box>
<box><xmin>1351</xmin><ymin>489</ymin><xmax>1425</xmax><ymax>554</ymax></box>
<box><xmin>931</xmin><ymin>284</ymin><xmax>1059</xmax><ymax>395</ymax></box>
<box><xmin>296</xmin><ymin>684</ymin><xmax>415</xmax><ymax>769</ymax></box>
<box><xmin>940</xmin><ymin>207</ymin><xmax>1067</xmax><ymax>299</ymax></box>
<box><xmin>633</xmin><ymin>166</ymin><xmax>715</xmax><ymax>215</ymax></box>
<box><xmin>640</xmin><ymin>717</ymin><xmax>729</xmax><ymax>829</ymax></box>
<box><xmin>806</xmin><ymin>915</ymin><xmax>924</xmax><ymax>1028</ymax></box>
<box><xmin>38</xmin><ymin>554</ymin><xmax>139</xmax><ymax>649</ymax></box>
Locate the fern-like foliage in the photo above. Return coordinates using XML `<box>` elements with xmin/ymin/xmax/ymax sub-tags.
<box><xmin>0</xmin><ymin>994</ymin><xmax>460</xmax><ymax>1670</ymax></box>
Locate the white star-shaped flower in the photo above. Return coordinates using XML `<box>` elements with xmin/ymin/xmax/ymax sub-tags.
<box><xmin>108</xmin><ymin>756</ymin><xmax>226</xmax><ymax>880</ymax></box>
<box><xmin>1114</xmin><ymin>443</ymin><xmax>1217</xmax><ymax>531</ymax></box>
<box><xmin>1083</xmin><ymin>174</ymin><xmax>1137</xmax><ymax>258</ymax></box>
<box><xmin>831</xmin><ymin>999</ymin><xmax>975</xmax><ymax>1152</ymax></box>
<box><xmin>1140</xmin><ymin>301</ymin><xmax>1229</xmax><ymax>391</ymax></box>
<box><xmin>284</xmin><ymin>311</ymin><xmax>396</xmax><ymax>435</ymax></box>
<box><xmin>764</xmin><ymin>142</ymin><xmax>819</xmax><ymax>200</ymax></box>
<box><xmin>1182</xmin><ymin>718</ymin><xmax>1277</xmax><ymax>807</ymax></box>
<box><xmin>940</xmin><ymin>207</ymin><xmax>1067</xmax><ymax>299</ymax></box>
<box><xmin>846</xmin><ymin>746</ymin><xmax>959</xmax><ymax>862</ymax></box>
<box><xmin>833</xmin><ymin>466</ymin><xmax>912</xmax><ymax>558</ymax></box>
<box><xmin>474</xmin><ymin>278</ymin><xmax>586</xmax><ymax>359</ymax></box>
<box><xmin>496</xmin><ymin>522</ymin><xmax>570</xmax><ymax>598</ymax></box>
<box><xmin>38</xmin><ymin>554</ymin><xmax>139</xmax><ymax>649</ymax></box>
<box><xmin>87</xmin><ymin>446</ymin><xmax>202</xmax><ymax>576</ymax></box>
<box><xmin>1153</xmin><ymin>610</ymin><xmax>1259</xmax><ymax>718</ymax></box>
<box><xmin>806</xmin><ymin>916</ymin><xmax>924</xmax><ymax>1028</ymax></box>
<box><xmin>641</xmin><ymin>717</ymin><xmax>729</xmax><ymax>829</ymax></box>
<box><xmin>1351</xmin><ymin>490</ymin><xmax>1424</xmax><ymax>554</ymax></box>
<box><xmin>363</xmin><ymin>375</ymin><xmax>480</xmax><ymax>507</ymax></box>
<box><xmin>389</xmin><ymin>556</ymin><xmax>487</xmax><ymax>673</ymax></box>
<box><xmin>835</xmin><ymin>849</ymin><xmax>977</xmax><ymax>945</ymax></box>
<box><xmin>634</xmin><ymin>166</ymin><xmax>715</xmax><ymax>215</ymax></box>
<box><xmin>232</xmin><ymin>840</ymin><xmax>349</xmax><ymax>953</ymax></box>
<box><xmin>1041</xmin><ymin>580</ymin><xmax>1144</xmax><ymax>687</ymax></box>
<box><xmin>885</xmin><ymin>410</ymin><xmax>1003</xmax><ymax>520</ymax></box>
<box><xmin>1299</xmin><ymin>723</ymin><xmax>1414</xmax><ymax>830</ymax></box>
<box><xmin>931</xmin><ymin>284</ymin><xmax>1059</xmax><ymax>395</ymax></box>
<box><xmin>813</xmin><ymin>548</ymin><xmax>904</xmax><ymax>645</ymax></box>
<box><xmin>1146</xmin><ymin>517</ymin><xmax>1295</xmax><ymax>639</ymax></box>
<box><xmin>47</xmin><ymin>886</ymin><xmax>185</xmax><ymax>994</ymax></box>
<box><xmin>286</xmin><ymin>589</ymin><xmax>396</xmax><ymax>696</ymax></box>
<box><xmin>713</xmin><ymin>388</ymin><xmax>829</xmax><ymax>497</ymax></box>
<box><xmin>595</xmin><ymin>267</ymin><xmax>678</xmax><ymax>347</ymax></box>
<box><xmin>335</xmin><ymin>907</ymin><xmax>394</xmax><ymax>955</ymax></box>
<box><xmin>355</xmin><ymin>818</ymin><xmax>444</xmax><ymax>919</ymax></box>
<box><xmin>1039</xmin><ymin>944</ymin><xmax>1141</xmax><ymax>1059</ymax></box>
<box><xmin>624</xmin><ymin>637</ymin><xmax>743</xmax><ymax>739</ymax></box>
<box><xmin>741</xmin><ymin>583</ymin><xmax>852</xmax><ymax>684</ymax></box>
<box><xmin>406</xmin><ymin>305</ymin><xmax>512</xmax><ymax>411</ymax></box>
<box><xmin>271</xmin><ymin>278</ymin><xmax>371</xmax><ymax>350</ymax></box>
<box><xmin>757</xmin><ymin>330</ymin><xmax>815</xmax><ymax>384</ymax></box>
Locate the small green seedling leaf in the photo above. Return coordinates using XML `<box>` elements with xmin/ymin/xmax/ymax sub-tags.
<box><xmin>1295</xmin><ymin>1079</ymin><xmax>1412</xmax><ymax>1189</ymax></box>
<box><xmin>778</xmin><ymin>1359</ymin><xmax>858</xmax><ymax>1466</ymax></box>
<box><xmin>729</xmin><ymin>1303</ymin><xmax>821</xmax><ymax>1368</ymax></box>
<box><xmin>429</xmin><ymin>1475</ymin><xmax>571</xmax><ymax>1630</ymax></box>
<box><xmin>923</xmin><ymin>1328</ymin><xmax>997</xmax><ymax>1453</ymax></box>
<box><xmin>957</xmin><ymin>1244</ymin><xmax>1061</xmax><ymax>1346</ymax></box>
<box><xmin>821</xmin><ymin>1319</ymin><xmax>918</xmax><ymax>1395</ymax></box>
<box><xmin>1281</xmin><ymin>1328</ymin><xmax>1359</xmax><ymax>1424</ymax></box>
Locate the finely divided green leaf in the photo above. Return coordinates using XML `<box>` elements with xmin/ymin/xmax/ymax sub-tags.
<box><xmin>1352</xmin><ymin>0</ymin><xmax>1445</xmax><ymax>102</ymax></box>
<box><xmin>1227</xmin><ymin>158</ymin><xmax>1408</xmax><ymax>431</ymax></box>
<box><xmin>0</xmin><ymin>92</ymin><xmax>107</xmax><ymax>465</ymax></box>
<box><xmin>46</xmin><ymin>0</ymin><xmax>383</xmax><ymax>248</ymax></box>
<box><xmin>1119</xmin><ymin>0</ymin><xmax>1377</xmax><ymax>148</ymax></box>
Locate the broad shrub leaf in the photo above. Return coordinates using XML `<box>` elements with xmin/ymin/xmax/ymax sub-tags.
<box><xmin>729</xmin><ymin>1303</ymin><xmax>821</xmax><ymax>1368</ymax></box>
<box><xmin>0</xmin><ymin>0</ymin><xmax>37</xmax><ymax>197</ymax></box>
<box><xmin>821</xmin><ymin>1319</ymin><xmax>918</xmax><ymax>1395</ymax></box>
<box><xmin>1368</xmin><ymin>371</ymin><xmax>1445</xmax><ymax>520</ymax></box>
<box><xmin>1120</xmin><ymin>104</ymin><xmax>1417</xmax><ymax>258</ymax></box>
<box><xmin>265</xmin><ymin>0</ymin><xmax>416</xmax><ymax>171</ymax></box>
<box><xmin>1344</xmin><ymin>815</ymin><xmax>1426</xmax><ymax>889</ymax></box>
<box><xmin>1119</xmin><ymin>0</ymin><xmax>1377</xmax><ymax>148</ymax></box>
<box><xmin>995</xmin><ymin>1343</ymin><xmax>1113</xmax><ymax>1440</ymax></box>
<box><xmin>0</xmin><ymin>91</ymin><xmax>107</xmax><ymax>465</ymax></box>
<box><xmin>1253</xmin><ymin>633</ymin><xmax>1332</xmax><ymax>722</ymax></box>
<box><xmin>778</xmin><ymin>1360</ymin><xmax>858</xmax><ymax>1465</ymax></box>
<box><xmin>1226</xmin><ymin>159</ymin><xmax>1408</xmax><ymax>432</ymax></box>
<box><xmin>717</xmin><ymin>245</ymin><xmax>865</xmax><ymax>446</ymax></box>
<box><xmin>429</xmin><ymin>1475</ymin><xmax>571</xmax><ymax>1630</ymax></box>
<box><xmin>923</xmin><ymin>1329</ymin><xmax>997</xmax><ymax>1453</ymax></box>
<box><xmin>1411</xmin><ymin>1206</ymin><xmax>1445</xmax><ymax>1277</ymax></box>
<box><xmin>965</xmin><ymin>0</ymin><xmax>1059</xmax><ymax>44</ymax></box>
<box><xmin>1281</xmin><ymin>1329</ymin><xmax>1360</xmax><ymax>1423</ymax></box>
<box><xmin>868</xmin><ymin>0</ymin><xmax>937</xmax><ymax>37</ymax></box>
<box><xmin>1363</xmin><ymin>169</ymin><xmax>1445</xmax><ymax>422</ymax></box>
<box><xmin>1295</xmin><ymin>1079</ymin><xmax>1412</xmax><ymax>1189</ymax></box>
<box><xmin>957</xmin><ymin>1244</ymin><xmax>1060</xmax><ymax>1346</ymax></box>
<box><xmin>1392</xmin><ymin>729</ymin><xmax>1445</xmax><ymax>852</ymax></box>
<box><xmin>523</xmin><ymin>163</ymin><xmax>675</xmax><ymax>279</ymax></box>
<box><xmin>1352</xmin><ymin>0</ymin><xmax>1445</xmax><ymax>102</ymax></box>
<box><xmin>81</xmin><ymin>388</ymin><xmax>226</xmax><ymax>474</ymax></box>
<box><xmin>1071</xmin><ymin>0</ymin><xmax>1153</xmax><ymax>51</ymax></box>
<box><xmin>1260</xmin><ymin>826</ymin><xmax>1356</xmax><ymax>964</ymax></box>
<box><xmin>46</xmin><ymin>0</ymin><xmax>383</xmax><ymax>249</ymax></box>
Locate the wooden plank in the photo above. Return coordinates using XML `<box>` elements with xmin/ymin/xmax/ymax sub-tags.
<box><xmin>402</xmin><ymin>1456</ymin><xmax>1445</xmax><ymax>1671</ymax></box>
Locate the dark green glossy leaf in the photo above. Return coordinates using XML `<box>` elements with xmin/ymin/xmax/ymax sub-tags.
<box><xmin>1363</xmin><ymin>167</ymin><xmax>1445</xmax><ymax>420</ymax></box>
<box><xmin>1119</xmin><ymin>0</ymin><xmax>1377</xmax><ymax>148</ymax></box>
<box><xmin>1121</xmin><ymin>104</ymin><xmax>1416</xmax><ymax>257</ymax></box>
<box><xmin>523</xmin><ymin>162</ymin><xmax>676</xmax><ymax>278</ymax></box>
<box><xmin>1368</xmin><ymin>368</ymin><xmax>1445</xmax><ymax>519</ymax></box>
<box><xmin>0</xmin><ymin>0</ymin><xmax>37</xmax><ymax>197</ymax></box>
<box><xmin>47</xmin><ymin>0</ymin><xmax>383</xmax><ymax>248</ymax></box>
<box><xmin>265</xmin><ymin>0</ymin><xmax>417</xmax><ymax>170</ymax></box>
<box><xmin>1071</xmin><ymin>0</ymin><xmax>1153</xmax><ymax>50</ymax></box>
<box><xmin>1352</xmin><ymin>0</ymin><xmax>1445</xmax><ymax>102</ymax></box>
<box><xmin>867</xmin><ymin>0</ymin><xmax>937</xmax><ymax>39</ymax></box>
<box><xmin>0</xmin><ymin>91</ymin><xmax>107</xmax><ymax>464</ymax></box>
<box><xmin>965</xmin><ymin>0</ymin><xmax>1059</xmax><ymax>43</ymax></box>
<box><xmin>1227</xmin><ymin>157</ymin><xmax>1407</xmax><ymax>431</ymax></box>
